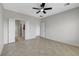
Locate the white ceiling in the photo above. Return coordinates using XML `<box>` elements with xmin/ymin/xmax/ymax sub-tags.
<box><xmin>3</xmin><ymin>3</ymin><xmax>79</xmax><ymax>18</ymax></box>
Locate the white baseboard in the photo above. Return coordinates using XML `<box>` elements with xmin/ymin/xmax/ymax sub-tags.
<box><xmin>40</xmin><ymin>36</ymin><xmax>79</xmax><ymax>48</ymax></box>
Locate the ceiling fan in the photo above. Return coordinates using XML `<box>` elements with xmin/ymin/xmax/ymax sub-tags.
<box><xmin>32</xmin><ymin>3</ymin><xmax>52</xmax><ymax>14</ymax></box>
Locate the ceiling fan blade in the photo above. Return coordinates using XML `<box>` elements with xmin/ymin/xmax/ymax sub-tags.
<box><xmin>43</xmin><ymin>11</ymin><xmax>46</xmax><ymax>14</ymax></box>
<box><xmin>41</xmin><ymin>3</ymin><xmax>45</xmax><ymax>7</ymax></box>
<box><xmin>36</xmin><ymin>11</ymin><xmax>40</xmax><ymax>14</ymax></box>
<box><xmin>44</xmin><ymin>8</ymin><xmax>52</xmax><ymax>10</ymax></box>
<box><xmin>32</xmin><ymin>7</ymin><xmax>40</xmax><ymax>10</ymax></box>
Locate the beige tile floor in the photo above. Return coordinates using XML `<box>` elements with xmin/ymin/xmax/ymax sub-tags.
<box><xmin>1</xmin><ymin>37</ymin><xmax>79</xmax><ymax>56</ymax></box>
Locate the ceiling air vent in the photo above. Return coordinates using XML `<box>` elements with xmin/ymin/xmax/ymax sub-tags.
<box><xmin>64</xmin><ymin>3</ymin><xmax>70</xmax><ymax>6</ymax></box>
<box><xmin>40</xmin><ymin>15</ymin><xmax>43</xmax><ymax>17</ymax></box>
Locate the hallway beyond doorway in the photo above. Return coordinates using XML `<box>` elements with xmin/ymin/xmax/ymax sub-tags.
<box><xmin>15</xmin><ymin>36</ymin><xmax>25</xmax><ymax>42</ymax></box>
<box><xmin>15</xmin><ymin>20</ymin><xmax>25</xmax><ymax>42</ymax></box>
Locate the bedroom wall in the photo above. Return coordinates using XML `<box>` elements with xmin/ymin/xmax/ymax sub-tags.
<box><xmin>41</xmin><ymin>7</ymin><xmax>79</xmax><ymax>47</ymax></box>
<box><xmin>4</xmin><ymin>9</ymin><xmax>40</xmax><ymax>44</ymax></box>
<box><xmin>0</xmin><ymin>4</ymin><xmax>4</xmax><ymax>55</ymax></box>
<box><xmin>25</xmin><ymin>17</ymin><xmax>40</xmax><ymax>39</ymax></box>
<box><xmin>40</xmin><ymin>20</ymin><xmax>46</xmax><ymax>37</ymax></box>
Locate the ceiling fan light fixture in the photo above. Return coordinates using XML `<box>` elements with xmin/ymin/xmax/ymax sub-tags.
<box><xmin>32</xmin><ymin>3</ymin><xmax>52</xmax><ymax>14</ymax></box>
<box><xmin>41</xmin><ymin>9</ymin><xmax>44</xmax><ymax>12</ymax></box>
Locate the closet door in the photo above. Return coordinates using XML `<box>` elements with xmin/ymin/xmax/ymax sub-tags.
<box><xmin>9</xmin><ymin>18</ymin><xmax>15</xmax><ymax>43</ymax></box>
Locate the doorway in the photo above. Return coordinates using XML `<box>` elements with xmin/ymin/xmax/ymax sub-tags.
<box><xmin>15</xmin><ymin>20</ymin><xmax>25</xmax><ymax>42</ymax></box>
<box><xmin>8</xmin><ymin>18</ymin><xmax>15</xmax><ymax>43</ymax></box>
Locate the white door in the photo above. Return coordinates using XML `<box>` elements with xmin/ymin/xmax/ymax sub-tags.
<box><xmin>9</xmin><ymin>18</ymin><xmax>15</xmax><ymax>43</ymax></box>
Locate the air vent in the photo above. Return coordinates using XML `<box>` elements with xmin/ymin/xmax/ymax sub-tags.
<box><xmin>40</xmin><ymin>15</ymin><xmax>43</xmax><ymax>17</ymax></box>
<box><xmin>64</xmin><ymin>3</ymin><xmax>70</xmax><ymax>6</ymax></box>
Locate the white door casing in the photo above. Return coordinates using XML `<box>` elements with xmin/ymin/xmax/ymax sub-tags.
<box><xmin>9</xmin><ymin>18</ymin><xmax>15</xmax><ymax>43</ymax></box>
